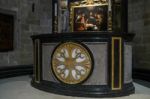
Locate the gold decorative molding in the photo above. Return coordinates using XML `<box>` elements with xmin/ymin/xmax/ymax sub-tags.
<box><xmin>51</xmin><ymin>42</ymin><xmax>93</xmax><ymax>84</ymax></box>
<box><xmin>71</xmin><ymin>0</ymin><xmax>108</xmax><ymax>6</ymax></box>
<box><xmin>111</xmin><ymin>37</ymin><xmax>122</xmax><ymax>90</ymax></box>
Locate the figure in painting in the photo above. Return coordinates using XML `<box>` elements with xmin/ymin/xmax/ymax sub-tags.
<box><xmin>75</xmin><ymin>13</ymin><xmax>87</xmax><ymax>31</ymax></box>
<box><xmin>86</xmin><ymin>12</ymin><xmax>97</xmax><ymax>30</ymax></box>
<box><xmin>74</xmin><ymin>5</ymin><xmax>107</xmax><ymax>31</ymax></box>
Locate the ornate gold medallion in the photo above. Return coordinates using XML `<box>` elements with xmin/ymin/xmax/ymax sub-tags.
<box><xmin>51</xmin><ymin>42</ymin><xmax>93</xmax><ymax>84</ymax></box>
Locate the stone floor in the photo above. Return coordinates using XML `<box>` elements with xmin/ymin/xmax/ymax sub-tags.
<box><xmin>0</xmin><ymin>76</ymin><xmax>150</xmax><ymax>99</ymax></box>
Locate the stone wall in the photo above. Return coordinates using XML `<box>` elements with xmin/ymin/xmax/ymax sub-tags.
<box><xmin>128</xmin><ymin>0</ymin><xmax>150</xmax><ymax>70</ymax></box>
<box><xmin>0</xmin><ymin>0</ymin><xmax>149</xmax><ymax>70</ymax></box>
<box><xmin>0</xmin><ymin>0</ymin><xmax>52</xmax><ymax>66</ymax></box>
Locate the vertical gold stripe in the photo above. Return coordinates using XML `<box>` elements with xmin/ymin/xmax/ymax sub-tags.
<box><xmin>119</xmin><ymin>38</ymin><xmax>122</xmax><ymax>89</ymax></box>
<box><xmin>72</xmin><ymin>6</ymin><xmax>74</xmax><ymax>32</ymax></box>
<box><xmin>111</xmin><ymin>37</ymin><xmax>122</xmax><ymax>90</ymax></box>
<box><xmin>111</xmin><ymin>38</ymin><xmax>114</xmax><ymax>89</ymax></box>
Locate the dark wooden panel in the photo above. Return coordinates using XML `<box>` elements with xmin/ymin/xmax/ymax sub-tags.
<box><xmin>0</xmin><ymin>13</ymin><xmax>14</xmax><ymax>51</ymax></box>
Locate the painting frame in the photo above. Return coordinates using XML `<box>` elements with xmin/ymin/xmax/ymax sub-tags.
<box><xmin>70</xmin><ymin>3</ymin><xmax>111</xmax><ymax>32</ymax></box>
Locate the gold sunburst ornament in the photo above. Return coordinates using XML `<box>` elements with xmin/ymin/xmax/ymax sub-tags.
<box><xmin>51</xmin><ymin>42</ymin><xmax>93</xmax><ymax>84</ymax></box>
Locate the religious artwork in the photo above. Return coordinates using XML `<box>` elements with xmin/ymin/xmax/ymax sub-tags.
<box><xmin>72</xmin><ymin>5</ymin><xmax>108</xmax><ymax>31</ymax></box>
<box><xmin>0</xmin><ymin>13</ymin><xmax>14</xmax><ymax>51</ymax></box>
<box><xmin>70</xmin><ymin>0</ymin><xmax>110</xmax><ymax>32</ymax></box>
<box><xmin>52</xmin><ymin>0</ymin><xmax>112</xmax><ymax>32</ymax></box>
<box><xmin>51</xmin><ymin>42</ymin><xmax>93</xmax><ymax>84</ymax></box>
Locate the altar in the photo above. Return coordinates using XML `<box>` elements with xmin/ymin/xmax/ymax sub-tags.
<box><xmin>31</xmin><ymin>0</ymin><xmax>135</xmax><ymax>97</ymax></box>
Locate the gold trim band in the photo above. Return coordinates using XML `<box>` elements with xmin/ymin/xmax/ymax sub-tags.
<box><xmin>111</xmin><ymin>37</ymin><xmax>122</xmax><ymax>90</ymax></box>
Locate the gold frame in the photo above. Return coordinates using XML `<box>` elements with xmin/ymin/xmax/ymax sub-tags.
<box><xmin>51</xmin><ymin>42</ymin><xmax>93</xmax><ymax>84</ymax></box>
<box><xmin>70</xmin><ymin>0</ymin><xmax>112</xmax><ymax>32</ymax></box>
<box><xmin>111</xmin><ymin>37</ymin><xmax>122</xmax><ymax>90</ymax></box>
